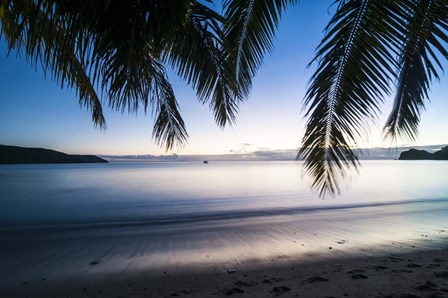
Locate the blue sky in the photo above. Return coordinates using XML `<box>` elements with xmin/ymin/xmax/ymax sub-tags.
<box><xmin>1</xmin><ymin>1</ymin><xmax>447</xmax><ymax>155</ymax></box>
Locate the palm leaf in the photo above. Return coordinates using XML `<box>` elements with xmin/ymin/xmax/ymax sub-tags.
<box><xmin>300</xmin><ymin>0</ymin><xmax>402</xmax><ymax>196</ymax></box>
<box><xmin>384</xmin><ymin>0</ymin><xmax>448</xmax><ymax>142</ymax></box>
<box><xmin>151</xmin><ymin>60</ymin><xmax>189</xmax><ymax>150</ymax></box>
<box><xmin>80</xmin><ymin>1</ymin><xmax>189</xmax><ymax>148</ymax></box>
<box><xmin>223</xmin><ymin>0</ymin><xmax>298</xmax><ymax>96</ymax></box>
<box><xmin>165</xmin><ymin>1</ymin><xmax>242</xmax><ymax>127</ymax></box>
<box><xmin>0</xmin><ymin>0</ymin><xmax>192</xmax><ymax>147</ymax></box>
<box><xmin>0</xmin><ymin>0</ymin><xmax>106</xmax><ymax>127</ymax></box>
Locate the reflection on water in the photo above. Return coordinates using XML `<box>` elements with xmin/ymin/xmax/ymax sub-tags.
<box><xmin>0</xmin><ymin>160</ymin><xmax>447</xmax><ymax>225</ymax></box>
<box><xmin>0</xmin><ymin>161</ymin><xmax>447</xmax><ymax>288</ymax></box>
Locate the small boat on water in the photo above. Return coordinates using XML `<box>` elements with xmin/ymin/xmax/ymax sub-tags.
<box><xmin>203</xmin><ymin>161</ymin><xmax>209</xmax><ymax>164</ymax></box>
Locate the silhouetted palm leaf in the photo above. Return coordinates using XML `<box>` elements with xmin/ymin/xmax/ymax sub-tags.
<box><xmin>300</xmin><ymin>0</ymin><xmax>402</xmax><ymax>196</ymax></box>
<box><xmin>0</xmin><ymin>0</ymin><xmax>218</xmax><ymax>148</ymax></box>
<box><xmin>151</xmin><ymin>60</ymin><xmax>189</xmax><ymax>150</ymax></box>
<box><xmin>0</xmin><ymin>0</ymin><xmax>106</xmax><ymax>127</ymax></box>
<box><xmin>384</xmin><ymin>0</ymin><xmax>448</xmax><ymax>142</ymax></box>
<box><xmin>223</xmin><ymin>0</ymin><xmax>298</xmax><ymax>96</ymax></box>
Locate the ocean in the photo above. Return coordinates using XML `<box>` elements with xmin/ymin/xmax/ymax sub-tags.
<box><xmin>1</xmin><ymin>160</ymin><xmax>447</xmax><ymax>226</ymax></box>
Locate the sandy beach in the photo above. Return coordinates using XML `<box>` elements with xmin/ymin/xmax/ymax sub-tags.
<box><xmin>4</xmin><ymin>246</ymin><xmax>448</xmax><ymax>297</ymax></box>
<box><xmin>2</xmin><ymin>199</ymin><xmax>448</xmax><ymax>297</ymax></box>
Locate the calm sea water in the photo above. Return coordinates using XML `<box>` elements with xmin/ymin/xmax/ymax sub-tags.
<box><xmin>0</xmin><ymin>160</ymin><xmax>447</xmax><ymax>226</ymax></box>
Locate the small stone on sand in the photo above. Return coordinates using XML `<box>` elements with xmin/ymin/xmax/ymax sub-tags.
<box><xmin>90</xmin><ymin>260</ymin><xmax>101</xmax><ymax>266</ymax></box>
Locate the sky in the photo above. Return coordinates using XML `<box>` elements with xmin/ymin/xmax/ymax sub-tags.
<box><xmin>1</xmin><ymin>1</ymin><xmax>447</xmax><ymax>156</ymax></box>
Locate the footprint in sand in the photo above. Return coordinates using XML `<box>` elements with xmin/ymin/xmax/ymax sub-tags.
<box><xmin>433</xmin><ymin>271</ymin><xmax>448</xmax><ymax>279</ymax></box>
<box><xmin>347</xmin><ymin>269</ymin><xmax>365</xmax><ymax>274</ymax></box>
<box><xmin>271</xmin><ymin>286</ymin><xmax>291</xmax><ymax>296</ymax></box>
<box><xmin>234</xmin><ymin>280</ymin><xmax>255</xmax><ymax>287</ymax></box>
<box><xmin>350</xmin><ymin>273</ymin><xmax>368</xmax><ymax>280</ymax></box>
<box><xmin>412</xmin><ymin>281</ymin><xmax>438</xmax><ymax>291</ymax></box>
<box><xmin>391</xmin><ymin>269</ymin><xmax>414</xmax><ymax>273</ymax></box>
<box><xmin>304</xmin><ymin>276</ymin><xmax>329</xmax><ymax>283</ymax></box>
<box><xmin>223</xmin><ymin>288</ymin><xmax>245</xmax><ymax>296</ymax></box>
<box><xmin>389</xmin><ymin>256</ymin><xmax>405</xmax><ymax>263</ymax></box>
<box><xmin>406</xmin><ymin>263</ymin><xmax>422</xmax><ymax>268</ymax></box>
<box><xmin>379</xmin><ymin>293</ymin><xmax>424</xmax><ymax>298</ymax></box>
<box><xmin>170</xmin><ymin>289</ymin><xmax>192</xmax><ymax>296</ymax></box>
<box><xmin>262</xmin><ymin>277</ymin><xmax>283</xmax><ymax>284</ymax></box>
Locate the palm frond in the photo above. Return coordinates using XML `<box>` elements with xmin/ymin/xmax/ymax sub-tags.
<box><xmin>0</xmin><ymin>0</ymin><xmax>191</xmax><ymax>147</ymax></box>
<box><xmin>300</xmin><ymin>0</ymin><xmax>402</xmax><ymax>196</ymax></box>
<box><xmin>165</xmin><ymin>1</ymin><xmax>242</xmax><ymax>127</ymax></box>
<box><xmin>384</xmin><ymin>0</ymin><xmax>448</xmax><ymax>142</ymax></box>
<box><xmin>84</xmin><ymin>1</ymin><xmax>189</xmax><ymax>148</ymax></box>
<box><xmin>151</xmin><ymin>60</ymin><xmax>189</xmax><ymax>150</ymax></box>
<box><xmin>223</xmin><ymin>0</ymin><xmax>298</xmax><ymax>96</ymax></box>
<box><xmin>0</xmin><ymin>0</ymin><xmax>106</xmax><ymax>127</ymax></box>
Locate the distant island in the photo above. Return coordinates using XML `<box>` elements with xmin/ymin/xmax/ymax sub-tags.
<box><xmin>0</xmin><ymin>144</ymin><xmax>108</xmax><ymax>164</ymax></box>
<box><xmin>399</xmin><ymin>146</ymin><xmax>448</xmax><ymax>160</ymax></box>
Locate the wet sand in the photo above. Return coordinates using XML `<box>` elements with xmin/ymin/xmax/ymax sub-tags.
<box><xmin>1</xmin><ymin>199</ymin><xmax>448</xmax><ymax>297</ymax></box>
<box><xmin>4</xmin><ymin>246</ymin><xmax>448</xmax><ymax>297</ymax></box>
<box><xmin>13</xmin><ymin>248</ymin><xmax>448</xmax><ymax>298</ymax></box>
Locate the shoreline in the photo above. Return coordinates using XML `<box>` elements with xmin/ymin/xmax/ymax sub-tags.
<box><xmin>5</xmin><ymin>246</ymin><xmax>448</xmax><ymax>297</ymax></box>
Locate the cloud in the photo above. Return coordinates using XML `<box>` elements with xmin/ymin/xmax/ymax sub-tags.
<box><xmin>229</xmin><ymin>142</ymin><xmax>254</xmax><ymax>154</ymax></box>
<box><xmin>251</xmin><ymin>149</ymin><xmax>297</xmax><ymax>160</ymax></box>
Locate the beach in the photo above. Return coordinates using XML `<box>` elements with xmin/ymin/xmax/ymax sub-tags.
<box><xmin>3</xmin><ymin>233</ymin><xmax>448</xmax><ymax>297</ymax></box>
<box><xmin>1</xmin><ymin>161</ymin><xmax>447</xmax><ymax>297</ymax></box>
<box><xmin>11</xmin><ymin>248</ymin><xmax>448</xmax><ymax>298</ymax></box>
<box><xmin>2</xmin><ymin>198</ymin><xmax>448</xmax><ymax>297</ymax></box>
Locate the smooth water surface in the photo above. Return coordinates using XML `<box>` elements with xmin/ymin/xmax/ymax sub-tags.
<box><xmin>0</xmin><ymin>160</ymin><xmax>447</xmax><ymax>226</ymax></box>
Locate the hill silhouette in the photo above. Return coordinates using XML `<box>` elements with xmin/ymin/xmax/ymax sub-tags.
<box><xmin>399</xmin><ymin>146</ymin><xmax>448</xmax><ymax>160</ymax></box>
<box><xmin>0</xmin><ymin>144</ymin><xmax>108</xmax><ymax>164</ymax></box>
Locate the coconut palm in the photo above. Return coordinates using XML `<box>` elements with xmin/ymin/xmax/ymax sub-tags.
<box><xmin>1</xmin><ymin>0</ymin><xmax>447</xmax><ymax>197</ymax></box>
